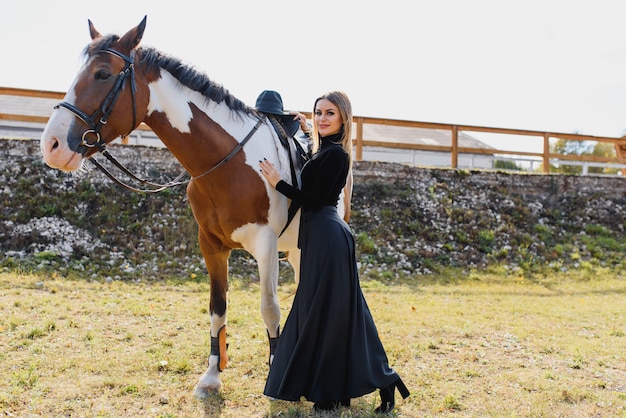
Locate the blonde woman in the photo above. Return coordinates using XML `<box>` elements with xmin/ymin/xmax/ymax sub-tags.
<box><xmin>259</xmin><ymin>91</ymin><xmax>409</xmax><ymax>413</ymax></box>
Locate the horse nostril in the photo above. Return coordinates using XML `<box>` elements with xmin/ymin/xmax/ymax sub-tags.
<box><xmin>51</xmin><ymin>138</ymin><xmax>59</xmax><ymax>151</ymax></box>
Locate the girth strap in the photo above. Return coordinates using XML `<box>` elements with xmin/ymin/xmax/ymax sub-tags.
<box><xmin>267</xmin><ymin>115</ymin><xmax>309</xmax><ymax>237</ymax></box>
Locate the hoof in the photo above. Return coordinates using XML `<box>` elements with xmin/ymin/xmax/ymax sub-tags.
<box><xmin>193</xmin><ymin>384</ymin><xmax>220</xmax><ymax>399</ymax></box>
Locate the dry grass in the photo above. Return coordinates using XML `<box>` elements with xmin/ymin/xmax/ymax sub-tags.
<box><xmin>1</xmin><ymin>269</ymin><xmax>625</xmax><ymax>417</ymax></box>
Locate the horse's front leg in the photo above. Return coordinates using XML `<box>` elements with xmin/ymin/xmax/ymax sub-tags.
<box><xmin>193</xmin><ymin>248</ymin><xmax>230</xmax><ymax>399</ymax></box>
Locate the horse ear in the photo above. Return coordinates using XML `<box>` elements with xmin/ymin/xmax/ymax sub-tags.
<box><xmin>119</xmin><ymin>15</ymin><xmax>147</xmax><ymax>51</ymax></box>
<box><xmin>88</xmin><ymin>19</ymin><xmax>102</xmax><ymax>40</ymax></box>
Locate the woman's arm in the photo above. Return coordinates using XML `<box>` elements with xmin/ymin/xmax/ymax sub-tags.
<box><xmin>259</xmin><ymin>149</ymin><xmax>348</xmax><ymax>208</ymax></box>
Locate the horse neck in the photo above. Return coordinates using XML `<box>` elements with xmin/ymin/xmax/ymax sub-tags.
<box><xmin>142</xmin><ymin>71</ymin><xmax>255</xmax><ymax>176</ymax></box>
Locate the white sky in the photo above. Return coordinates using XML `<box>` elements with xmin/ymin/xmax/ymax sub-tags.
<box><xmin>3</xmin><ymin>0</ymin><xmax>626</xmax><ymax>152</ymax></box>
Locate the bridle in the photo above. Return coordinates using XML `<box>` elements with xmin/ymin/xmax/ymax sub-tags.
<box><xmin>56</xmin><ymin>48</ymin><xmax>137</xmax><ymax>150</ymax></box>
<box><xmin>54</xmin><ymin>47</ymin><xmax>263</xmax><ymax>193</ymax></box>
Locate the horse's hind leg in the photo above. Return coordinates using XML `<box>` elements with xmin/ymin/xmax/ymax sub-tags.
<box><xmin>242</xmin><ymin>228</ymin><xmax>282</xmax><ymax>365</ymax></box>
<box><xmin>257</xmin><ymin>237</ymin><xmax>281</xmax><ymax>365</ymax></box>
<box><xmin>285</xmin><ymin>249</ymin><xmax>301</xmax><ymax>286</ymax></box>
<box><xmin>193</xmin><ymin>249</ymin><xmax>229</xmax><ymax>399</ymax></box>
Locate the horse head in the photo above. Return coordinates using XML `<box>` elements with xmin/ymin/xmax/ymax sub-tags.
<box><xmin>41</xmin><ymin>16</ymin><xmax>150</xmax><ymax>172</ymax></box>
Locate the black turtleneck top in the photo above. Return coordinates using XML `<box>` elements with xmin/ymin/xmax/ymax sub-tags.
<box><xmin>275</xmin><ymin>133</ymin><xmax>349</xmax><ymax>212</ymax></box>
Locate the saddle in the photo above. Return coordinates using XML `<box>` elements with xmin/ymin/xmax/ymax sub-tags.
<box><xmin>267</xmin><ymin>115</ymin><xmax>311</xmax><ymax>235</ymax></box>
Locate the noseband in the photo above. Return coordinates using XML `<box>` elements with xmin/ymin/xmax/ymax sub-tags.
<box><xmin>55</xmin><ymin>48</ymin><xmax>137</xmax><ymax>150</ymax></box>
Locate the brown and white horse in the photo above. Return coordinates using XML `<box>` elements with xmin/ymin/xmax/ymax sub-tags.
<box><xmin>40</xmin><ymin>16</ymin><xmax>351</xmax><ymax>398</ymax></box>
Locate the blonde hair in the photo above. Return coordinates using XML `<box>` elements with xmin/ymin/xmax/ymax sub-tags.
<box><xmin>311</xmin><ymin>91</ymin><xmax>353</xmax><ymax>165</ymax></box>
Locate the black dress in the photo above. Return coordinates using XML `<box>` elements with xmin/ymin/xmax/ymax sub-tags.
<box><xmin>264</xmin><ymin>134</ymin><xmax>399</xmax><ymax>403</ymax></box>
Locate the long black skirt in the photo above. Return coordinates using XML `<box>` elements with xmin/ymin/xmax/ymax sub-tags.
<box><xmin>264</xmin><ymin>206</ymin><xmax>399</xmax><ymax>402</ymax></box>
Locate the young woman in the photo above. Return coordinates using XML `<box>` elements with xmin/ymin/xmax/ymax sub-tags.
<box><xmin>259</xmin><ymin>91</ymin><xmax>409</xmax><ymax>413</ymax></box>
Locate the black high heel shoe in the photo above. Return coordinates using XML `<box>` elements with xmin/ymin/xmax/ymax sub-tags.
<box><xmin>313</xmin><ymin>399</ymin><xmax>350</xmax><ymax>411</ymax></box>
<box><xmin>375</xmin><ymin>377</ymin><xmax>410</xmax><ymax>413</ymax></box>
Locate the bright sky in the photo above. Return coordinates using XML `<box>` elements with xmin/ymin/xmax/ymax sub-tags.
<box><xmin>3</xmin><ymin>0</ymin><xmax>626</xmax><ymax>151</ymax></box>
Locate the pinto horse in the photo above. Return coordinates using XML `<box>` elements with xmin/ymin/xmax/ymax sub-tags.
<box><xmin>39</xmin><ymin>16</ymin><xmax>352</xmax><ymax>398</ymax></box>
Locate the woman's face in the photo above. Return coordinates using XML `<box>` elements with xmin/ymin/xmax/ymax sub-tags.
<box><xmin>314</xmin><ymin>99</ymin><xmax>343</xmax><ymax>136</ymax></box>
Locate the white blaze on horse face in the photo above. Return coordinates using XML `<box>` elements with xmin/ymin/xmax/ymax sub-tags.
<box><xmin>40</xmin><ymin>83</ymin><xmax>83</xmax><ymax>172</ymax></box>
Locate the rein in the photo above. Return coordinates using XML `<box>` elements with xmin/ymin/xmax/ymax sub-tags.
<box><xmin>54</xmin><ymin>47</ymin><xmax>264</xmax><ymax>193</ymax></box>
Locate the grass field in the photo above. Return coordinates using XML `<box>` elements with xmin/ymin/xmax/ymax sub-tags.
<box><xmin>1</xmin><ymin>269</ymin><xmax>625</xmax><ymax>417</ymax></box>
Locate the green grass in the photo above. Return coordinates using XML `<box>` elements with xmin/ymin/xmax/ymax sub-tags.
<box><xmin>0</xmin><ymin>270</ymin><xmax>625</xmax><ymax>417</ymax></box>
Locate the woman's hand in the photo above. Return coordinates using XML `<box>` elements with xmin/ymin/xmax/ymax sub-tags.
<box><xmin>259</xmin><ymin>159</ymin><xmax>282</xmax><ymax>188</ymax></box>
<box><xmin>290</xmin><ymin>111</ymin><xmax>311</xmax><ymax>134</ymax></box>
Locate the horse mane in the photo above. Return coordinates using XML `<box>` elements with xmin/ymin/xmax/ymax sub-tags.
<box><xmin>84</xmin><ymin>35</ymin><xmax>255</xmax><ymax>117</ymax></box>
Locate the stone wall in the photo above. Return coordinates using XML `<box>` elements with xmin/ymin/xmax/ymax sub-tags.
<box><xmin>2</xmin><ymin>138</ymin><xmax>625</xmax><ymax>280</ymax></box>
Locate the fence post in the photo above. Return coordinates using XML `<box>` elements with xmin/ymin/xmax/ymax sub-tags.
<box><xmin>451</xmin><ymin>126</ymin><xmax>458</xmax><ymax>168</ymax></box>
<box><xmin>616</xmin><ymin>138</ymin><xmax>626</xmax><ymax>176</ymax></box>
<box><xmin>542</xmin><ymin>132</ymin><xmax>550</xmax><ymax>174</ymax></box>
<box><xmin>354</xmin><ymin>117</ymin><xmax>363</xmax><ymax>161</ymax></box>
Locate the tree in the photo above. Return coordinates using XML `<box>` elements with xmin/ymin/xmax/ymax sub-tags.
<box><xmin>549</xmin><ymin>139</ymin><xmax>618</xmax><ymax>174</ymax></box>
<box><xmin>494</xmin><ymin>159</ymin><xmax>523</xmax><ymax>171</ymax></box>
<box><xmin>589</xmin><ymin>142</ymin><xmax>619</xmax><ymax>175</ymax></box>
<box><xmin>549</xmin><ymin>139</ymin><xmax>591</xmax><ymax>174</ymax></box>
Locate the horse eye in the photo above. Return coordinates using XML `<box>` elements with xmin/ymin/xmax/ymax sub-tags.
<box><xmin>95</xmin><ymin>69</ymin><xmax>111</xmax><ymax>81</ymax></box>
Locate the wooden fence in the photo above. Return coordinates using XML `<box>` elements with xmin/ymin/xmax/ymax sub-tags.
<box><xmin>2</xmin><ymin>86</ymin><xmax>626</xmax><ymax>175</ymax></box>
